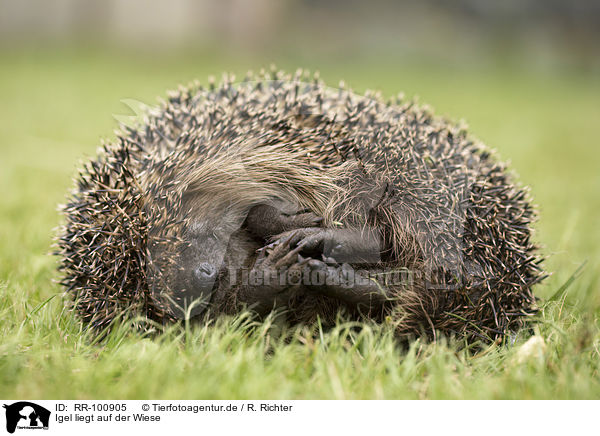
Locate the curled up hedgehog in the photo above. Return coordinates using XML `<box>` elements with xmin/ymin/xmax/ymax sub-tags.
<box><xmin>57</xmin><ymin>69</ymin><xmax>545</xmax><ymax>342</ymax></box>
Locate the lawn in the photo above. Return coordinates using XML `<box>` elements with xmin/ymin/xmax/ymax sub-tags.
<box><xmin>1</xmin><ymin>47</ymin><xmax>598</xmax><ymax>399</ymax></box>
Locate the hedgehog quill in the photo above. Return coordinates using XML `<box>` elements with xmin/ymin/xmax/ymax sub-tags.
<box><xmin>57</xmin><ymin>69</ymin><xmax>545</xmax><ymax>342</ymax></box>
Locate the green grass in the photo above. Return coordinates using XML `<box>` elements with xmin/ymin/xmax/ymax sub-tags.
<box><xmin>1</xmin><ymin>47</ymin><xmax>599</xmax><ymax>399</ymax></box>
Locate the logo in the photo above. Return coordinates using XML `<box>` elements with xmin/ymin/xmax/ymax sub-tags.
<box><xmin>3</xmin><ymin>402</ymin><xmax>50</xmax><ymax>434</ymax></box>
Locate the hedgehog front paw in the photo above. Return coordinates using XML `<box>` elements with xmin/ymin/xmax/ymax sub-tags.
<box><xmin>272</xmin><ymin>227</ymin><xmax>382</xmax><ymax>265</ymax></box>
<box><xmin>237</xmin><ymin>231</ymin><xmax>308</xmax><ymax>314</ymax></box>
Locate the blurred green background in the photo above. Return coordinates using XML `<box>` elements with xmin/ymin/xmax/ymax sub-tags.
<box><xmin>0</xmin><ymin>0</ymin><xmax>599</xmax><ymax>398</ymax></box>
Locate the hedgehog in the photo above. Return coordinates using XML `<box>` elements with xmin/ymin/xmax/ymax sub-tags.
<box><xmin>56</xmin><ymin>68</ymin><xmax>545</xmax><ymax>342</ymax></box>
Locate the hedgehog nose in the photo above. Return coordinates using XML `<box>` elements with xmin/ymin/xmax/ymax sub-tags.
<box><xmin>195</xmin><ymin>262</ymin><xmax>217</xmax><ymax>281</ymax></box>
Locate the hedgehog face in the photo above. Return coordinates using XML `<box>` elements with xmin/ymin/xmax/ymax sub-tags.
<box><xmin>158</xmin><ymin>205</ymin><xmax>248</xmax><ymax>318</ymax></box>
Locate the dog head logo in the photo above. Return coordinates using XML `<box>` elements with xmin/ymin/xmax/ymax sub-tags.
<box><xmin>3</xmin><ymin>402</ymin><xmax>50</xmax><ymax>433</ymax></box>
